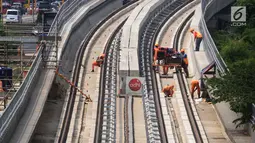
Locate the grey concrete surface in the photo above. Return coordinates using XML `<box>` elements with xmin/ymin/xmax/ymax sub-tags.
<box><xmin>78</xmin><ymin>9</ymin><xmax>129</xmax><ymax>143</ymax></box>
<box><xmin>119</xmin><ymin>0</ymin><xmax>163</xmax><ymax>78</ymax></box>
<box><xmin>31</xmin><ymin>82</ymin><xmax>65</xmax><ymax>143</ymax></box>
<box><xmin>133</xmin><ymin>97</ymin><xmax>147</xmax><ymax>142</ymax></box>
<box><xmin>116</xmin><ymin>97</ymin><xmax>125</xmax><ymax>143</ymax></box>
<box><xmin>58</xmin><ymin>0</ymin><xmax>122</xmax><ymax>80</ymax></box>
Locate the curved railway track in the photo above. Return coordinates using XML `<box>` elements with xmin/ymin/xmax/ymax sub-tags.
<box><xmin>95</xmin><ymin>22</ymin><xmax>124</xmax><ymax>142</ymax></box>
<box><xmin>139</xmin><ymin>0</ymin><xmax>189</xmax><ymax>142</ymax></box>
<box><xmin>57</xmin><ymin>1</ymin><xmax>138</xmax><ymax>142</ymax></box>
<box><xmin>172</xmin><ymin>9</ymin><xmax>203</xmax><ymax>143</ymax></box>
<box><xmin>59</xmin><ymin>0</ymin><xmax>207</xmax><ymax>142</ymax></box>
<box><xmin>139</xmin><ymin>0</ymin><xmax>205</xmax><ymax>142</ymax></box>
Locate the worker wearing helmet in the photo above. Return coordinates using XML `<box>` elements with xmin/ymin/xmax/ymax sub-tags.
<box><xmin>189</xmin><ymin>28</ymin><xmax>203</xmax><ymax>51</ymax></box>
<box><xmin>190</xmin><ymin>80</ymin><xmax>201</xmax><ymax>99</ymax></box>
<box><xmin>162</xmin><ymin>84</ymin><xmax>174</xmax><ymax>97</ymax></box>
<box><xmin>91</xmin><ymin>53</ymin><xmax>105</xmax><ymax>72</ymax></box>
<box><xmin>180</xmin><ymin>49</ymin><xmax>189</xmax><ymax>77</ymax></box>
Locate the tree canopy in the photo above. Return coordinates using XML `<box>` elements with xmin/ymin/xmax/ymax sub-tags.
<box><xmin>208</xmin><ymin>0</ymin><xmax>255</xmax><ymax>129</ymax></box>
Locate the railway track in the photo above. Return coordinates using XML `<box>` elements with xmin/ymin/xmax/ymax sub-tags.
<box><xmin>139</xmin><ymin>0</ymin><xmax>190</xmax><ymax>142</ymax></box>
<box><xmin>53</xmin><ymin>1</ymin><xmax>140</xmax><ymax>142</ymax></box>
<box><xmin>138</xmin><ymin>0</ymin><xmax>208</xmax><ymax>142</ymax></box>
<box><xmin>57</xmin><ymin>0</ymin><xmax>209</xmax><ymax>142</ymax></box>
<box><xmin>172</xmin><ymin>7</ymin><xmax>204</xmax><ymax>143</ymax></box>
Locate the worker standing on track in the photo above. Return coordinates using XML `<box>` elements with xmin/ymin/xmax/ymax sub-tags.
<box><xmin>162</xmin><ymin>84</ymin><xmax>174</xmax><ymax>97</ymax></box>
<box><xmin>189</xmin><ymin>28</ymin><xmax>203</xmax><ymax>51</ymax></box>
<box><xmin>180</xmin><ymin>49</ymin><xmax>189</xmax><ymax>77</ymax></box>
<box><xmin>190</xmin><ymin>80</ymin><xmax>200</xmax><ymax>99</ymax></box>
<box><xmin>91</xmin><ymin>53</ymin><xmax>105</xmax><ymax>72</ymax></box>
<box><xmin>153</xmin><ymin>43</ymin><xmax>160</xmax><ymax>65</ymax></box>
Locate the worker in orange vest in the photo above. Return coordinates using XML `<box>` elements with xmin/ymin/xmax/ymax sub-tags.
<box><xmin>162</xmin><ymin>84</ymin><xmax>174</xmax><ymax>97</ymax></box>
<box><xmin>91</xmin><ymin>53</ymin><xmax>105</xmax><ymax>72</ymax></box>
<box><xmin>189</xmin><ymin>28</ymin><xmax>203</xmax><ymax>51</ymax></box>
<box><xmin>190</xmin><ymin>80</ymin><xmax>200</xmax><ymax>99</ymax></box>
<box><xmin>153</xmin><ymin>43</ymin><xmax>160</xmax><ymax>64</ymax></box>
<box><xmin>180</xmin><ymin>49</ymin><xmax>189</xmax><ymax>77</ymax></box>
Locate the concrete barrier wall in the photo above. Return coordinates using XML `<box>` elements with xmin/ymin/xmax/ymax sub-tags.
<box><xmin>120</xmin><ymin>0</ymin><xmax>152</xmax><ymax>77</ymax></box>
<box><xmin>119</xmin><ymin>0</ymin><xmax>165</xmax><ymax>94</ymax></box>
<box><xmin>129</xmin><ymin>0</ymin><xmax>164</xmax><ymax>76</ymax></box>
<box><xmin>203</xmin><ymin>0</ymin><xmax>235</xmax><ymax>22</ymax></box>
<box><xmin>58</xmin><ymin>0</ymin><xmax>122</xmax><ymax>81</ymax></box>
<box><xmin>119</xmin><ymin>0</ymin><xmax>164</xmax><ymax>77</ymax></box>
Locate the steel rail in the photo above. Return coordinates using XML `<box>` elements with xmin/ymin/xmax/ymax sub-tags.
<box><xmin>95</xmin><ymin>21</ymin><xmax>124</xmax><ymax>142</ymax></box>
<box><xmin>124</xmin><ymin>95</ymin><xmax>129</xmax><ymax>143</ymax></box>
<box><xmin>173</xmin><ymin>8</ymin><xmax>203</xmax><ymax>143</ymax></box>
<box><xmin>57</xmin><ymin>1</ymin><xmax>137</xmax><ymax>141</ymax></box>
<box><xmin>92</xmin><ymin>1</ymin><xmax>138</xmax><ymax>142</ymax></box>
<box><xmin>139</xmin><ymin>0</ymin><xmax>190</xmax><ymax>142</ymax></box>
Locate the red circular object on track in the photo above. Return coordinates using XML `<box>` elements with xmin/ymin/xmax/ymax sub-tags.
<box><xmin>129</xmin><ymin>78</ymin><xmax>141</xmax><ymax>91</ymax></box>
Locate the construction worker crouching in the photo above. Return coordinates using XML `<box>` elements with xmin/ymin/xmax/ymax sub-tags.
<box><xmin>180</xmin><ymin>49</ymin><xmax>189</xmax><ymax>77</ymax></box>
<box><xmin>189</xmin><ymin>28</ymin><xmax>203</xmax><ymax>51</ymax></box>
<box><xmin>190</xmin><ymin>80</ymin><xmax>200</xmax><ymax>99</ymax></box>
<box><xmin>162</xmin><ymin>84</ymin><xmax>174</xmax><ymax>97</ymax></box>
<box><xmin>91</xmin><ymin>53</ymin><xmax>105</xmax><ymax>72</ymax></box>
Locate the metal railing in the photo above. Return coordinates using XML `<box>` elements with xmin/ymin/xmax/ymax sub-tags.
<box><xmin>199</xmin><ymin>0</ymin><xmax>235</xmax><ymax>74</ymax></box>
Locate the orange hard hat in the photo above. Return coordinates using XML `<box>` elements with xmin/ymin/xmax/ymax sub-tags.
<box><xmin>181</xmin><ymin>49</ymin><xmax>185</xmax><ymax>53</ymax></box>
<box><xmin>155</xmin><ymin>43</ymin><xmax>159</xmax><ymax>47</ymax></box>
<box><xmin>189</xmin><ymin>28</ymin><xmax>194</xmax><ymax>32</ymax></box>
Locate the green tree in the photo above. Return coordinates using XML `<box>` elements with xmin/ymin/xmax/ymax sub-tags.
<box><xmin>208</xmin><ymin>0</ymin><xmax>255</xmax><ymax>129</ymax></box>
<box><xmin>208</xmin><ymin>58</ymin><xmax>255</xmax><ymax>129</ymax></box>
<box><xmin>220</xmin><ymin>39</ymin><xmax>250</xmax><ymax>64</ymax></box>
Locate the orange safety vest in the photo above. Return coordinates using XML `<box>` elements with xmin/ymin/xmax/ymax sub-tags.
<box><xmin>182</xmin><ymin>54</ymin><xmax>188</xmax><ymax>65</ymax></box>
<box><xmin>194</xmin><ymin>31</ymin><xmax>202</xmax><ymax>38</ymax></box>
<box><xmin>162</xmin><ymin>85</ymin><xmax>174</xmax><ymax>92</ymax></box>
<box><xmin>191</xmin><ymin>80</ymin><xmax>199</xmax><ymax>89</ymax></box>
<box><xmin>154</xmin><ymin>47</ymin><xmax>160</xmax><ymax>60</ymax></box>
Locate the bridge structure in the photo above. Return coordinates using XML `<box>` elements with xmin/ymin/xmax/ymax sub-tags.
<box><xmin>0</xmin><ymin>0</ymin><xmax>253</xmax><ymax>142</ymax></box>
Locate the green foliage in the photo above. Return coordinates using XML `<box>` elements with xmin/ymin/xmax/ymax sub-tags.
<box><xmin>208</xmin><ymin>0</ymin><xmax>255</xmax><ymax>129</ymax></box>
<box><xmin>242</xmin><ymin>28</ymin><xmax>255</xmax><ymax>46</ymax></box>
<box><xmin>220</xmin><ymin>40</ymin><xmax>250</xmax><ymax>64</ymax></box>
<box><xmin>208</xmin><ymin>59</ymin><xmax>255</xmax><ymax>128</ymax></box>
<box><xmin>236</xmin><ymin>0</ymin><xmax>255</xmax><ymax>27</ymax></box>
